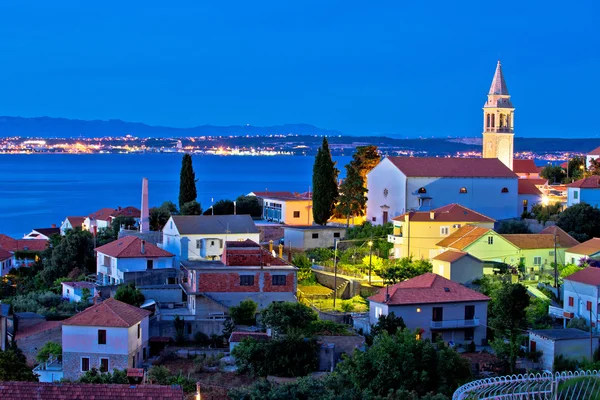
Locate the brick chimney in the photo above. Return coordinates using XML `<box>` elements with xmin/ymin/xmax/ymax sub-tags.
<box><xmin>140</xmin><ymin>177</ymin><xmax>150</xmax><ymax>233</ymax></box>
<box><xmin>51</xmin><ymin>224</ymin><xmax>56</xmax><ymax>228</ymax></box>
<box><xmin>141</xmin><ymin>240</ymin><xmax>146</xmax><ymax>255</ymax></box>
<box><xmin>429</xmin><ymin>211</ymin><xmax>435</xmax><ymax>220</ymax></box>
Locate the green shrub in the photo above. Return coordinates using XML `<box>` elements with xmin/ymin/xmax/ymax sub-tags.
<box><xmin>194</xmin><ymin>331</ymin><xmax>210</xmax><ymax>346</ymax></box>
<box><xmin>261</xmin><ymin>302</ymin><xmax>317</xmax><ymax>334</ymax></box>
<box><xmin>307</xmin><ymin>320</ymin><xmax>352</xmax><ymax>336</ymax></box>
<box><xmin>36</xmin><ymin>341</ymin><xmax>62</xmax><ymax>363</ymax></box>
<box><xmin>230</xmin><ymin>299</ymin><xmax>258</xmax><ymax>325</ymax></box>
<box><xmin>147</xmin><ymin>365</ymin><xmax>172</xmax><ymax>385</ymax></box>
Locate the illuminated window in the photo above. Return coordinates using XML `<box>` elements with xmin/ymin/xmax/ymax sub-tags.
<box><xmin>459</xmin><ymin>187</ymin><xmax>467</xmax><ymax>194</ymax></box>
<box><xmin>418</xmin><ymin>187</ymin><xmax>427</xmax><ymax>194</ymax></box>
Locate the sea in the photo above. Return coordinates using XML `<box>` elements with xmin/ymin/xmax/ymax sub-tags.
<box><xmin>0</xmin><ymin>153</ymin><xmax>351</xmax><ymax>238</ymax></box>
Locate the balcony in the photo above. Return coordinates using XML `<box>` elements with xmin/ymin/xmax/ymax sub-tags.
<box><xmin>548</xmin><ymin>306</ymin><xmax>564</xmax><ymax>319</ymax></box>
<box><xmin>430</xmin><ymin>318</ymin><xmax>479</xmax><ymax>329</ymax></box>
<box><xmin>387</xmin><ymin>234</ymin><xmax>404</xmax><ymax>245</ymax></box>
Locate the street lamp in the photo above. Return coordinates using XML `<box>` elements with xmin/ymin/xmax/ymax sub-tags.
<box><xmin>368</xmin><ymin>239</ymin><xmax>373</xmax><ymax>285</ymax></box>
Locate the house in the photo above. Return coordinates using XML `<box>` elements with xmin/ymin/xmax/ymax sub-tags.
<box><xmin>83</xmin><ymin>208</ymin><xmax>117</xmax><ymax>231</ymax></box>
<box><xmin>565</xmin><ymin>238</ymin><xmax>600</xmax><ymax>265</ymax></box>
<box><xmin>518</xmin><ymin>179</ymin><xmax>543</xmax><ymax>215</ymax></box>
<box><xmin>529</xmin><ymin>328</ymin><xmax>599</xmax><ymax>371</ymax></box>
<box><xmin>368</xmin><ymin>273</ymin><xmax>489</xmax><ymax>345</ymax></box>
<box><xmin>388</xmin><ymin>203</ymin><xmax>495</xmax><ymax>259</ymax></box>
<box><xmin>180</xmin><ymin>239</ymin><xmax>297</xmax><ymax>312</ymax></box>
<box><xmin>366</xmin><ymin>157</ymin><xmax>518</xmax><ymax>224</ymax></box>
<box><xmin>35</xmin><ymin>298</ymin><xmax>151</xmax><ymax>382</ymax></box>
<box><xmin>562</xmin><ymin>267</ymin><xmax>600</xmax><ymax>326</ymax></box>
<box><xmin>0</xmin><ymin>304</ymin><xmax>11</xmax><ymax>351</ymax></box>
<box><xmin>61</xmin><ymin>281</ymin><xmax>99</xmax><ymax>303</ymax></box>
<box><xmin>162</xmin><ymin>215</ymin><xmax>261</xmax><ymax>265</ymax></box>
<box><xmin>23</xmin><ymin>225</ymin><xmax>60</xmax><ymax>240</ymax></box>
<box><xmin>14</xmin><ymin>320</ymin><xmax>62</xmax><ymax>365</ymax></box>
<box><xmin>284</xmin><ymin>226</ymin><xmax>347</xmax><ymax>250</ymax></box>
<box><xmin>95</xmin><ymin>236</ymin><xmax>175</xmax><ymax>286</ymax></box>
<box><xmin>566</xmin><ymin>175</ymin><xmax>600</xmax><ymax>208</ymax></box>
<box><xmin>0</xmin><ymin>382</ymin><xmax>183</xmax><ymax>400</ymax></box>
<box><xmin>229</xmin><ymin>331</ymin><xmax>270</xmax><ymax>352</ymax></box>
<box><xmin>513</xmin><ymin>159</ymin><xmax>540</xmax><ymax>179</ymax></box>
<box><xmin>586</xmin><ymin>145</ymin><xmax>600</xmax><ymax>169</ymax></box>
<box><xmin>60</xmin><ymin>216</ymin><xmax>86</xmax><ymax>235</ymax></box>
<box><xmin>0</xmin><ymin>234</ymin><xmax>47</xmax><ymax>269</ymax></box>
<box><xmin>0</xmin><ymin>248</ymin><xmax>14</xmax><ymax>276</ymax></box>
<box><xmin>431</xmin><ymin>250</ymin><xmax>484</xmax><ymax>284</ymax></box>
<box><xmin>250</xmin><ymin>191</ymin><xmax>313</xmax><ymax>225</ymax></box>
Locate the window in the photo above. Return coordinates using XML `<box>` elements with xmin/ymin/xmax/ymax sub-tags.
<box><xmin>569</xmin><ymin>297</ymin><xmax>574</xmax><ymax>307</ymax></box>
<box><xmin>587</xmin><ymin>301</ymin><xmax>592</xmax><ymax>311</ymax></box>
<box><xmin>272</xmin><ymin>275</ymin><xmax>286</xmax><ymax>286</ymax></box>
<box><xmin>464</xmin><ymin>328</ymin><xmax>474</xmax><ymax>341</ymax></box>
<box><xmin>432</xmin><ymin>307</ymin><xmax>443</xmax><ymax>322</ymax></box>
<box><xmin>132</xmin><ymin>355</ymin><xmax>136</xmax><ymax>368</ymax></box>
<box><xmin>137</xmin><ymin>323</ymin><xmax>141</xmax><ymax>339</ymax></box>
<box><xmin>312</xmin><ymin>233</ymin><xmax>319</xmax><ymax>239</ymax></box>
<box><xmin>333</xmin><ymin>232</ymin><xmax>340</xmax><ymax>238</ymax></box>
<box><xmin>375</xmin><ymin>306</ymin><xmax>383</xmax><ymax>318</ymax></box>
<box><xmin>501</xmin><ymin>187</ymin><xmax>509</xmax><ymax>193</ymax></box>
<box><xmin>372</xmin><ymin>217</ymin><xmax>376</xmax><ymax>222</ymax></box>
<box><xmin>240</xmin><ymin>275</ymin><xmax>254</xmax><ymax>286</ymax></box>
<box><xmin>211</xmin><ymin>240</ymin><xmax>215</xmax><ymax>246</ymax></box>
<box><xmin>103</xmin><ymin>255</ymin><xmax>111</xmax><ymax>267</ymax></box>
<box><xmin>533</xmin><ymin>257</ymin><xmax>542</xmax><ymax>265</ymax></box>
<box><xmin>98</xmin><ymin>329</ymin><xmax>107</xmax><ymax>345</ymax></box>
<box><xmin>440</xmin><ymin>226</ymin><xmax>449</xmax><ymax>236</ymax></box>
<box><xmin>418</xmin><ymin>187</ymin><xmax>427</xmax><ymax>194</ymax></box>
<box><xmin>196</xmin><ymin>239</ymin><xmax>202</xmax><ymax>249</ymax></box>
<box><xmin>465</xmin><ymin>305</ymin><xmax>475</xmax><ymax>320</ymax></box>
<box><xmin>487</xmin><ymin>236</ymin><xmax>494</xmax><ymax>245</ymax></box>
<box><xmin>574</xmin><ymin>190</ymin><xmax>579</xmax><ymax>200</ymax></box>
<box><xmin>146</xmin><ymin>259</ymin><xmax>153</xmax><ymax>270</ymax></box>
<box><xmin>530</xmin><ymin>340</ymin><xmax>537</xmax><ymax>352</ymax></box>
<box><xmin>143</xmin><ymin>348</ymin><xmax>147</xmax><ymax>360</ymax></box>
<box><xmin>100</xmin><ymin>358</ymin><xmax>109</xmax><ymax>372</ymax></box>
<box><xmin>81</xmin><ymin>357</ymin><xmax>90</xmax><ymax>372</ymax></box>
<box><xmin>459</xmin><ymin>187</ymin><xmax>467</xmax><ymax>194</ymax></box>
<box><xmin>571</xmin><ymin>257</ymin><xmax>576</xmax><ymax>264</ymax></box>
<box><xmin>293</xmin><ymin>211</ymin><xmax>300</xmax><ymax>218</ymax></box>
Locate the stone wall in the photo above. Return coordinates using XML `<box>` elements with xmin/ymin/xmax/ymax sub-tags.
<box><xmin>316</xmin><ymin>335</ymin><xmax>365</xmax><ymax>363</ymax></box>
<box><xmin>62</xmin><ymin>351</ymin><xmax>129</xmax><ymax>381</ymax></box>
<box><xmin>16</xmin><ymin>326</ymin><xmax>62</xmax><ymax>366</ymax></box>
<box><xmin>314</xmin><ymin>271</ymin><xmax>357</xmax><ymax>299</ymax></box>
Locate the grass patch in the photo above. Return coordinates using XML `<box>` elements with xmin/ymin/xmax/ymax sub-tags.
<box><xmin>312</xmin><ymin>295</ymin><xmax>369</xmax><ymax>313</ymax></box>
<box><xmin>298</xmin><ymin>283</ymin><xmax>333</xmax><ymax>296</ymax></box>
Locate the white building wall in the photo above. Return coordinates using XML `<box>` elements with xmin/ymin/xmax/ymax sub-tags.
<box><xmin>366</xmin><ymin>158</ymin><xmax>407</xmax><ymax>224</ymax></box>
<box><xmin>127</xmin><ymin>317</ymin><xmax>149</xmax><ymax>354</ymax></box>
<box><xmin>567</xmin><ymin>188</ymin><xmax>581</xmax><ymax>207</ymax></box>
<box><xmin>62</xmin><ymin>325</ymin><xmax>129</xmax><ymax>355</ymax></box>
<box><xmin>518</xmin><ymin>193</ymin><xmax>542</xmax><ymax>214</ymax></box>
<box><xmin>529</xmin><ymin>333</ymin><xmax>556</xmax><ymax>371</ymax></box>
<box><xmin>565</xmin><ymin>251</ymin><xmax>587</xmax><ymax>266</ymax></box>
<box><xmin>563</xmin><ymin>280</ymin><xmax>599</xmax><ymax>324</ymax></box>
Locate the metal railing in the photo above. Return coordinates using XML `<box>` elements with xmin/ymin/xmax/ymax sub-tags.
<box><xmin>453</xmin><ymin>370</ymin><xmax>600</xmax><ymax>400</ymax></box>
<box><xmin>548</xmin><ymin>305</ymin><xmax>564</xmax><ymax>318</ymax></box>
<box><xmin>430</xmin><ymin>318</ymin><xmax>479</xmax><ymax>329</ymax></box>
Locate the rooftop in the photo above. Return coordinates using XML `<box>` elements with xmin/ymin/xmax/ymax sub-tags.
<box><xmin>283</xmin><ymin>225</ymin><xmax>347</xmax><ymax>231</ymax></box>
<box><xmin>436</xmin><ymin>225</ymin><xmax>493</xmax><ymax>250</ymax></box>
<box><xmin>0</xmin><ymin>234</ymin><xmax>48</xmax><ymax>253</ymax></box>
<box><xmin>564</xmin><ymin>267</ymin><xmax>600</xmax><ymax>286</ymax></box>
<box><xmin>539</xmin><ymin>226</ymin><xmax>579</xmax><ymax>248</ymax></box>
<box><xmin>513</xmin><ymin>159</ymin><xmax>539</xmax><ymax>174</ymax></box>
<box><xmin>385</xmin><ymin>156</ymin><xmax>517</xmax><ymax>178</ymax></box>
<box><xmin>566</xmin><ymin>238</ymin><xmax>600</xmax><ymax>256</ymax></box>
<box><xmin>432</xmin><ymin>250</ymin><xmax>476</xmax><ymax>263</ymax></box>
<box><xmin>0</xmin><ymin>247</ymin><xmax>12</xmax><ymax>261</ymax></box>
<box><xmin>63</xmin><ymin>298</ymin><xmax>151</xmax><ymax>328</ymax></box>
<box><xmin>111</xmin><ymin>206</ymin><xmax>141</xmax><ymax>218</ymax></box>
<box><xmin>170</xmin><ymin>215</ymin><xmax>259</xmax><ymax>235</ymax></box>
<box><xmin>393</xmin><ymin>203</ymin><xmax>495</xmax><ymax>223</ymax></box>
<box><xmin>530</xmin><ymin>328</ymin><xmax>598</xmax><ymax>341</ymax></box>
<box><xmin>31</xmin><ymin>227</ymin><xmax>61</xmax><ymax>237</ymax></box>
<box><xmin>89</xmin><ymin>207</ymin><xmax>117</xmax><ymax>221</ymax></box>
<box><xmin>0</xmin><ymin>382</ymin><xmax>183</xmax><ymax>400</ymax></box>
<box><xmin>588</xmin><ymin>146</ymin><xmax>600</xmax><ymax>156</ymax></box>
<box><xmin>567</xmin><ymin>175</ymin><xmax>600</xmax><ymax>189</ymax></box>
<box><xmin>14</xmin><ymin>321</ymin><xmax>61</xmax><ymax>340</ymax></box>
<box><xmin>229</xmin><ymin>331</ymin><xmax>271</xmax><ymax>342</ymax></box>
<box><xmin>65</xmin><ymin>216</ymin><xmax>86</xmax><ymax>228</ymax></box>
<box><xmin>61</xmin><ymin>281</ymin><xmax>98</xmax><ymax>290</ymax></box>
<box><xmin>501</xmin><ymin>234</ymin><xmax>560</xmax><ymax>249</ymax></box>
<box><xmin>518</xmin><ymin>179</ymin><xmax>542</xmax><ymax>196</ymax></box>
<box><xmin>368</xmin><ymin>272</ymin><xmax>489</xmax><ymax>305</ymax></box>
<box><xmin>95</xmin><ymin>236</ymin><xmax>174</xmax><ymax>258</ymax></box>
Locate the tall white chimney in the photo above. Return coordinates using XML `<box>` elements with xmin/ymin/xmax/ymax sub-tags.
<box><xmin>140</xmin><ymin>177</ymin><xmax>150</xmax><ymax>233</ymax></box>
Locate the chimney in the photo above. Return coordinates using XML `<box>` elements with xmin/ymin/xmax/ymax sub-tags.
<box><xmin>278</xmin><ymin>243</ymin><xmax>283</xmax><ymax>258</ymax></box>
<box><xmin>140</xmin><ymin>178</ymin><xmax>150</xmax><ymax>233</ymax></box>
<box><xmin>385</xmin><ymin>293</ymin><xmax>390</xmax><ymax>302</ymax></box>
<box><xmin>51</xmin><ymin>223</ymin><xmax>56</xmax><ymax>228</ymax></box>
<box><xmin>429</xmin><ymin>211</ymin><xmax>435</xmax><ymax>220</ymax></box>
<box><xmin>269</xmin><ymin>240</ymin><xmax>273</xmax><ymax>253</ymax></box>
<box><xmin>141</xmin><ymin>240</ymin><xmax>146</xmax><ymax>255</ymax></box>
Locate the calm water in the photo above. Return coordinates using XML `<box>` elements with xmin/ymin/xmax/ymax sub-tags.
<box><xmin>0</xmin><ymin>154</ymin><xmax>351</xmax><ymax>237</ymax></box>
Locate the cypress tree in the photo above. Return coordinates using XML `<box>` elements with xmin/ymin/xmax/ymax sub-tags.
<box><xmin>336</xmin><ymin>163</ymin><xmax>368</xmax><ymax>227</ymax></box>
<box><xmin>179</xmin><ymin>154</ymin><xmax>198</xmax><ymax>208</ymax></box>
<box><xmin>312</xmin><ymin>137</ymin><xmax>339</xmax><ymax>225</ymax></box>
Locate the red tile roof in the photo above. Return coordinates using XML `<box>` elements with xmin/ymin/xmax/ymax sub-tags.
<box><xmin>566</xmin><ymin>238</ymin><xmax>600</xmax><ymax>256</ymax></box>
<box><xmin>0</xmin><ymin>234</ymin><xmax>48</xmax><ymax>253</ymax></box>
<box><xmin>386</xmin><ymin>157</ymin><xmax>517</xmax><ymax>178</ymax></box>
<box><xmin>89</xmin><ymin>207</ymin><xmax>117</xmax><ymax>221</ymax></box>
<box><xmin>564</xmin><ymin>267</ymin><xmax>600</xmax><ymax>286</ymax></box>
<box><xmin>0</xmin><ymin>247</ymin><xmax>12</xmax><ymax>262</ymax></box>
<box><xmin>513</xmin><ymin>159</ymin><xmax>539</xmax><ymax>174</ymax></box>
<box><xmin>432</xmin><ymin>250</ymin><xmax>472</xmax><ymax>263</ymax></box>
<box><xmin>567</xmin><ymin>175</ymin><xmax>600</xmax><ymax>189</ymax></box>
<box><xmin>368</xmin><ymin>273</ymin><xmax>489</xmax><ymax>305</ymax></box>
<box><xmin>588</xmin><ymin>146</ymin><xmax>600</xmax><ymax>156</ymax></box>
<box><xmin>63</xmin><ymin>298</ymin><xmax>151</xmax><ymax>328</ymax></box>
<box><xmin>393</xmin><ymin>203</ymin><xmax>495</xmax><ymax>223</ymax></box>
<box><xmin>112</xmin><ymin>206</ymin><xmax>141</xmax><ymax>218</ymax></box>
<box><xmin>229</xmin><ymin>331</ymin><xmax>271</xmax><ymax>342</ymax></box>
<box><xmin>223</xmin><ymin>241</ymin><xmax>291</xmax><ymax>267</ymax></box>
<box><xmin>526</xmin><ymin>178</ymin><xmax>549</xmax><ymax>186</ymax></box>
<box><xmin>436</xmin><ymin>226</ymin><xmax>492</xmax><ymax>250</ymax></box>
<box><xmin>95</xmin><ymin>236</ymin><xmax>174</xmax><ymax>258</ymax></box>
<box><xmin>14</xmin><ymin>321</ymin><xmax>61</xmax><ymax>340</ymax></box>
<box><xmin>66</xmin><ymin>216</ymin><xmax>86</xmax><ymax>228</ymax></box>
<box><xmin>501</xmin><ymin>234</ymin><xmax>557</xmax><ymax>249</ymax></box>
<box><xmin>539</xmin><ymin>226</ymin><xmax>580</xmax><ymax>248</ymax></box>
<box><xmin>61</xmin><ymin>281</ymin><xmax>98</xmax><ymax>290</ymax></box>
<box><xmin>0</xmin><ymin>382</ymin><xmax>183</xmax><ymax>400</ymax></box>
<box><xmin>225</xmin><ymin>239</ymin><xmax>261</xmax><ymax>248</ymax></box>
<box><xmin>518</xmin><ymin>179</ymin><xmax>543</xmax><ymax>196</ymax></box>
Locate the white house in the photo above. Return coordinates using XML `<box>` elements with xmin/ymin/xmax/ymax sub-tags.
<box><xmin>35</xmin><ymin>298</ymin><xmax>151</xmax><ymax>382</ymax></box>
<box><xmin>83</xmin><ymin>208</ymin><xmax>116</xmax><ymax>232</ymax></box>
<box><xmin>95</xmin><ymin>236</ymin><xmax>175</xmax><ymax>286</ymax></box>
<box><xmin>529</xmin><ymin>328</ymin><xmax>599</xmax><ymax>371</ymax></box>
<box><xmin>366</xmin><ymin>157</ymin><xmax>519</xmax><ymax>224</ymax></box>
<box><xmin>562</xmin><ymin>267</ymin><xmax>600</xmax><ymax>327</ymax></box>
<box><xmin>586</xmin><ymin>146</ymin><xmax>600</xmax><ymax>170</ymax></box>
<box><xmin>566</xmin><ymin>176</ymin><xmax>600</xmax><ymax>208</ymax></box>
<box><xmin>23</xmin><ymin>226</ymin><xmax>60</xmax><ymax>240</ymax></box>
<box><xmin>0</xmin><ymin>248</ymin><xmax>13</xmax><ymax>276</ymax></box>
<box><xmin>564</xmin><ymin>238</ymin><xmax>600</xmax><ymax>266</ymax></box>
<box><xmin>60</xmin><ymin>216</ymin><xmax>86</xmax><ymax>235</ymax></box>
<box><xmin>0</xmin><ymin>234</ymin><xmax>47</xmax><ymax>269</ymax></box>
<box><xmin>367</xmin><ymin>273</ymin><xmax>489</xmax><ymax>345</ymax></box>
<box><xmin>431</xmin><ymin>250</ymin><xmax>484</xmax><ymax>285</ymax></box>
<box><xmin>61</xmin><ymin>281</ymin><xmax>99</xmax><ymax>303</ymax></box>
<box><xmin>162</xmin><ymin>215</ymin><xmax>261</xmax><ymax>265</ymax></box>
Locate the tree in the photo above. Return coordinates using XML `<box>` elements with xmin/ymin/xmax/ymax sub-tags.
<box><xmin>150</xmin><ymin>201</ymin><xmax>178</xmax><ymax>231</ymax></box>
<box><xmin>174</xmin><ymin>315</ymin><xmax>186</xmax><ymax>344</ymax></box>
<box><xmin>312</xmin><ymin>137</ymin><xmax>339</xmax><ymax>225</ymax></box>
<box><xmin>350</xmin><ymin>145</ymin><xmax>380</xmax><ymax>181</ymax></box>
<box><xmin>109</xmin><ymin>216</ymin><xmax>136</xmax><ymax>238</ymax></box>
<box><xmin>229</xmin><ymin>299</ymin><xmax>258</xmax><ymax>325</ymax></box>
<box><xmin>0</xmin><ymin>343</ymin><xmax>38</xmax><ymax>381</ymax></box>
<box><xmin>36</xmin><ymin>341</ymin><xmax>62</xmax><ymax>363</ymax></box>
<box><xmin>179</xmin><ymin>153</ymin><xmax>198</xmax><ymax>208</ymax></box>
<box><xmin>540</xmin><ymin>165</ymin><xmax>566</xmax><ymax>184</ymax></box>
<box><xmin>180</xmin><ymin>200</ymin><xmax>202</xmax><ymax>215</ymax></box>
<box><xmin>114</xmin><ymin>284</ymin><xmax>145</xmax><ymax>307</ymax></box>
<box><xmin>205</xmin><ymin>199</ymin><xmax>234</xmax><ymax>215</ymax></box>
<box><xmin>261</xmin><ymin>301</ymin><xmax>317</xmax><ymax>334</ymax></box>
<box><xmin>336</xmin><ymin>163</ymin><xmax>368</xmax><ymax>226</ymax></box>
<box><xmin>557</xmin><ymin>202</ymin><xmax>600</xmax><ymax>242</ymax></box>
<box><xmin>40</xmin><ymin>229</ymin><xmax>96</xmax><ymax>286</ymax></box>
<box><xmin>531</xmin><ymin>202</ymin><xmax>562</xmax><ymax>225</ymax></box>
<box><xmin>496</xmin><ymin>220</ymin><xmax>531</xmax><ymax>234</ymax></box>
<box><xmin>79</xmin><ymin>367</ymin><xmax>128</xmax><ymax>383</ymax></box>
<box><xmin>236</xmin><ymin>195</ymin><xmax>262</xmax><ymax>217</ymax></box>
<box><xmin>567</xmin><ymin>156</ymin><xmax>585</xmax><ymax>181</ymax></box>
<box><xmin>147</xmin><ymin>365</ymin><xmax>172</xmax><ymax>385</ymax></box>
<box><xmin>370</xmin><ymin>312</ymin><xmax>406</xmax><ymax>337</ymax></box>
<box><xmin>377</xmin><ymin>257</ymin><xmax>433</xmax><ymax>284</ymax></box>
<box><xmin>292</xmin><ymin>253</ymin><xmax>315</xmax><ymax>283</ymax></box>
<box><xmin>589</xmin><ymin>158</ymin><xmax>600</xmax><ymax>176</ymax></box>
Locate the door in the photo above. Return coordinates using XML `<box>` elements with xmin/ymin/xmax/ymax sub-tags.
<box><xmin>382</xmin><ymin>211</ymin><xmax>389</xmax><ymax>224</ymax></box>
<box><xmin>522</xmin><ymin>199</ymin><xmax>528</xmax><ymax>214</ymax></box>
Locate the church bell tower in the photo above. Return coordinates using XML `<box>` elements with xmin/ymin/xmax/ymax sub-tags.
<box><xmin>482</xmin><ymin>61</ymin><xmax>514</xmax><ymax>170</ymax></box>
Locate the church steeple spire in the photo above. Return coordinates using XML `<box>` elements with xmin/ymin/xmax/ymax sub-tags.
<box><xmin>489</xmin><ymin>60</ymin><xmax>509</xmax><ymax>95</ymax></box>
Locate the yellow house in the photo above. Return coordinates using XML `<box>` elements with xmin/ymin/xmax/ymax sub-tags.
<box><xmin>250</xmin><ymin>191</ymin><xmax>313</xmax><ymax>226</ymax></box>
<box><xmin>388</xmin><ymin>203</ymin><xmax>495</xmax><ymax>260</ymax></box>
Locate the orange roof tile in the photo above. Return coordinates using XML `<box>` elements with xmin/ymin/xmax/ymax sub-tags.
<box><xmin>566</xmin><ymin>238</ymin><xmax>600</xmax><ymax>256</ymax></box>
<box><xmin>0</xmin><ymin>234</ymin><xmax>48</xmax><ymax>253</ymax></box>
<box><xmin>95</xmin><ymin>236</ymin><xmax>174</xmax><ymax>258</ymax></box>
<box><xmin>66</xmin><ymin>216</ymin><xmax>86</xmax><ymax>228</ymax></box>
<box><xmin>14</xmin><ymin>321</ymin><xmax>61</xmax><ymax>341</ymax></box>
<box><xmin>89</xmin><ymin>207</ymin><xmax>117</xmax><ymax>221</ymax></box>
<box><xmin>564</xmin><ymin>267</ymin><xmax>600</xmax><ymax>286</ymax></box>
<box><xmin>0</xmin><ymin>382</ymin><xmax>183</xmax><ymax>399</ymax></box>
<box><xmin>539</xmin><ymin>226</ymin><xmax>579</xmax><ymax>248</ymax></box>
<box><xmin>368</xmin><ymin>273</ymin><xmax>489</xmax><ymax>305</ymax></box>
<box><xmin>393</xmin><ymin>203</ymin><xmax>495</xmax><ymax>223</ymax></box>
<box><xmin>588</xmin><ymin>146</ymin><xmax>600</xmax><ymax>156</ymax></box>
<box><xmin>518</xmin><ymin>179</ymin><xmax>543</xmax><ymax>196</ymax></box>
<box><xmin>387</xmin><ymin>157</ymin><xmax>516</xmax><ymax>178</ymax></box>
<box><xmin>566</xmin><ymin>175</ymin><xmax>600</xmax><ymax>189</ymax></box>
<box><xmin>501</xmin><ymin>234</ymin><xmax>557</xmax><ymax>249</ymax></box>
<box><xmin>0</xmin><ymin>247</ymin><xmax>12</xmax><ymax>262</ymax></box>
<box><xmin>436</xmin><ymin>226</ymin><xmax>492</xmax><ymax>250</ymax></box>
<box><xmin>432</xmin><ymin>250</ymin><xmax>473</xmax><ymax>263</ymax></box>
<box><xmin>513</xmin><ymin>159</ymin><xmax>539</xmax><ymax>174</ymax></box>
<box><xmin>111</xmin><ymin>206</ymin><xmax>141</xmax><ymax>218</ymax></box>
<box><xmin>63</xmin><ymin>298</ymin><xmax>150</xmax><ymax>328</ymax></box>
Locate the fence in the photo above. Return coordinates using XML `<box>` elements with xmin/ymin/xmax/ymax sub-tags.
<box><xmin>453</xmin><ymin>370</ymin><xmax>600</xmax><ymax>400</ymax></box>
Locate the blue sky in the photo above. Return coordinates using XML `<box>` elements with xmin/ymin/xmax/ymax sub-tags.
<box><xmin>0</xmin><ymin>1</ymin><xmax>598</xmax><ymax>137</ymax></box>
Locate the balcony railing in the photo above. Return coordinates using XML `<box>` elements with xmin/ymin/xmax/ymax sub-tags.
<box><xmin>430</xmin><ymin>318</ymin><xmax>479</xmax><ymax>329</ymax></box>
<box><xmin>387</xmin><ymin>234</ymin><xmax>404</xmax><ymax>245</ymax></box>
<box><xmin>548</xmin><ymin>306</ymin><xmax>564</xmax><ymax>318</ymax></box>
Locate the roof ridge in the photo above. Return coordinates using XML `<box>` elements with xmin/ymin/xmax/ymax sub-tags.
<box><xmin>103</xmin><ymin>299</ymin><xmax>131</xmax><ymax>327</ymax></box>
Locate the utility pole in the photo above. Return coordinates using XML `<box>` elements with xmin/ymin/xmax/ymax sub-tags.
<box><xmin>591</xmin><ymin>307</ymin><xmax>594</xmax><ymax>361</ymax></box>
<box><xmin>554</xmin><ymin>230</ymin><xmax>560</xmax><ymax>301</ymax></box>
<box><xmin>333</xmin><ymin>239</ymin><xmax>338</xmax><ymax>308</ymax></box>
<box><xmin>368</xmin><ymin>234</ymin><xmax>373</xmax><ymax>285</ymax></box>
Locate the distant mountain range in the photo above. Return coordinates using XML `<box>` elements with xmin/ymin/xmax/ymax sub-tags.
<box><xmin>0</xmin><ymin>116</ymin><xmax>342</xmax><ymax>138</ymax></box>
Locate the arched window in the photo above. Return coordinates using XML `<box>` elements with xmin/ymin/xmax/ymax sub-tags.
<box><xmin>491</xmin><ymin>114</ymin><xmax>495</xmax><ymax>128</ymax></box>
<box><xmin>486</xmin><ymin>114</ymin><xmax>490</xmax><ymax>128</ymax></box>
<box><xmin>418</xmin><ymin>187</ymin><xmax>427</xmax><ymax>194</ymax></box>
<box><xmin>501</xmin><ymin>187</ymin><xmax>509</xmax><ymax>193</ymax></box>
<box><xmin>459</xmin><ymin>187</ymin><xmax>467</xmax><ymax>194</ymax></box>
<box><xmin>506</xmin><ymin>114</ymin><xmax>511</xmax><ymax>128</ymax></box>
